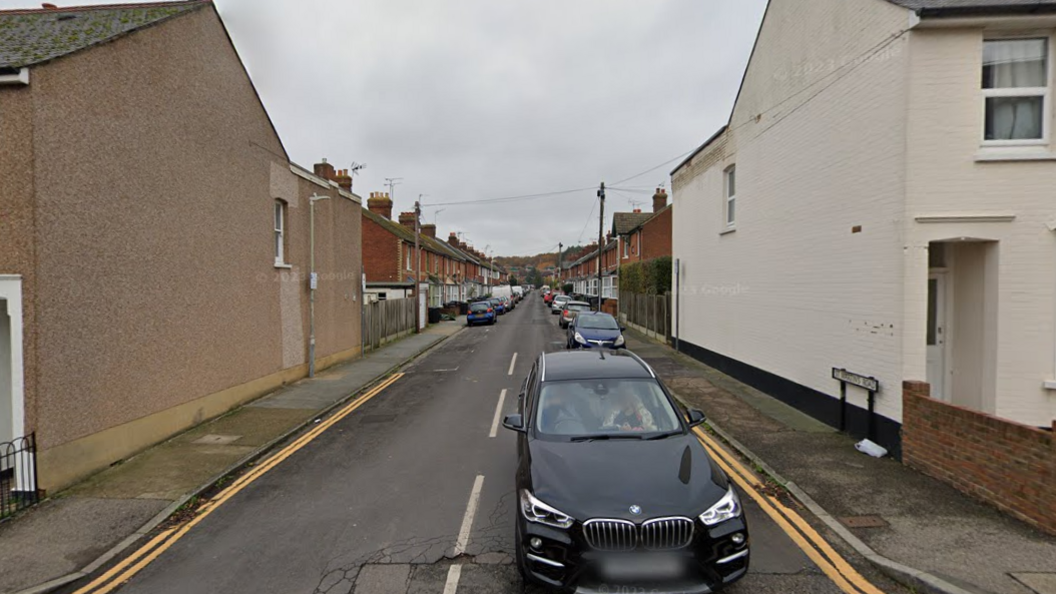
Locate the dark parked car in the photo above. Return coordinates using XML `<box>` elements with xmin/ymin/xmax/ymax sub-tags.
<box><xmin>503</xmin><ymin>350</ymin><xmax>749</xmax><ymax>593</ymax></box>
<box><xmin>567</xmin><ymin>312</ymin><xmax>626</xmax><ymax>349</ymax></box>
<box><xmin>467</xmin><ymin>301</ymin><xmax>496</xmax><ymax>326</ymax></box>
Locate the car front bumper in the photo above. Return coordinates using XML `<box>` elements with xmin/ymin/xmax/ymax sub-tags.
<box><xmin>518</xmin><ymin>516</ymin><xmax>749</xmax><ymax>593</ymax></box>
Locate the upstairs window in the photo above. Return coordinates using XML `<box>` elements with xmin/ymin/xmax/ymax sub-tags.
<box><xmin>724</xmin><ymin>166</ymin><xmax>737</xmax><ymax>227</ymax></box>
<box><xmin>274</xmin><ymin>200</ymin><xmax>287</xmax><ymax>265</ymax></box>
<box><xmin>983</xmin><ymin>38</ymin><xmax>1049</xmax><ymax>143</ymax></box>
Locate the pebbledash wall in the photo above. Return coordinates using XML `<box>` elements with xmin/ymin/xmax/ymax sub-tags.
<box><xmin>672</xmin><ymin>0</ymin><xmax>913</xmax><ymax>453</ymax></box>
<box><xmin>0</xmin><ymin>4</ymin><xmax>363</xmax><ymax>491</ymax></box>
<box><xmin>903</xmin><ymin>382</ymin><xmax>1056</xmax><ymax>535</ymax></box>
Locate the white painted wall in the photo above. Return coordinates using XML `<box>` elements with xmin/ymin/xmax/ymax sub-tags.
<box><xmin>905</xmin><ymin>27</ymin><xmax>1056</xmax><ymax>425</ymax></box>
<box><xmin>673</xmin><ymin>0</ymin><xmax>913</xmax><ymax>423</ymax></box>
<box><xmin>0</xmin><ymin>276</ymin><xmax>25</xmax><ymax>444</ymax></box>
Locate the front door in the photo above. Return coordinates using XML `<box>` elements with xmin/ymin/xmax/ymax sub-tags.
<box><xmin>926</xmin><ymin>273</ymin><xmax>948</xmax><ymax>401</ymax></box>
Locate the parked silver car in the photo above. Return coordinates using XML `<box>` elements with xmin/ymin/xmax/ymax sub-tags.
<box><xmin>550</xmin><ymin>294</ymin><xmax>571</xmax><ymax>315</ymax></box>
<box><xmin>559</xmin><ymin>300</ymin><xmax>591</xmax><ymax>329</ymax></box>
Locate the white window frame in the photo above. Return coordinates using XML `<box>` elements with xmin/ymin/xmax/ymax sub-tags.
<box><xmin>622</xmin><ymin>238</ymin><xmax>629</xmax><ymax>258</ymax></box>
<box><xmin>405</xmin><ymin>248</ymin><xmax>412</xmax><ymax>271</ymax></box>
<box><xmin>980</xmin><ymin>34</ymin><xmax>1053</xmax><ymax>148</ymax></box>
<box><xmin>724</xmin><ymin>165</ymin><xmax>737</xmax><ymax>229</ymax></box>
<box><xmin>274</xmin><ymin>200</ymin><xmax>287</xmax><ymax>266</ymax></box>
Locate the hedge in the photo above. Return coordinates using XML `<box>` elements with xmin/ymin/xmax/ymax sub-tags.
<box><xmin>619</xmin><ymin>256</ymin><xmax>672</xmax><ymax>295</ymax></box>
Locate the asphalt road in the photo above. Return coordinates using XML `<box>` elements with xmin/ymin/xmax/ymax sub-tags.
<box><xmin>68</xmin><ymin>292</ymin><xmax>909</xmax><ymax>594</ymax></box>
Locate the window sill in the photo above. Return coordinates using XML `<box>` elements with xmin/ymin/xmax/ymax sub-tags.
<box><xmin>720</xmin><ymin>226</ymin><xmax>737</xmax><ymax>236</ymax></box>
<box><xmin>274</xmin><ymin>263</ymin><xmax>292</xmax><ymax>269</ymax></box>
<box><xmin>975</xmin><ymin>149</ymin><xmax>1056</xmax><ymax>162</ymax></box>
<box><xmin>1044</xmin><ymin>380</ymin><xmax>1056</xmax><ymax>391</ymax></box>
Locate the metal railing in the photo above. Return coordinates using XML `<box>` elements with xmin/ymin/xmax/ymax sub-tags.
<box><xmin>1</xmin><ymin>433</ymin><xmax>40</xmax><ymax>520</ymax></box>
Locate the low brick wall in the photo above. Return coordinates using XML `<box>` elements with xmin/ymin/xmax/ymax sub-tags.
<box><xmin>902</xmin><ymin>381</ymin><xmax>1056</xmax><ymax>535</ymax></box>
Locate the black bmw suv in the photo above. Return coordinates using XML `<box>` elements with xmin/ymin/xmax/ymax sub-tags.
<box><xmin>502</xmin><ymin>350</ymin><xmax>749</xmax><ymax>593</ymax></box>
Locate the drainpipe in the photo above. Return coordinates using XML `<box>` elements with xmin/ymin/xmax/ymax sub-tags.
<box><xmin>309</xmin><ymin>193</ymin><xmax>330</xmax><ymax>377</ymax></box>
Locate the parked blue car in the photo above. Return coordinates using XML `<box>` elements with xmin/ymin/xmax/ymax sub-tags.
<box><xmin>467</xmin><ymin>301</ymin><xmax>496</xmax><ymax>326</ymax></box>
<box><xmin>567</xmin><ymin>312</ymin><xmax>626</xmax><ymax>349</ymax></box>
<box><xmin>490</xmin><ymin>297</ymin><xmax>507</xmax><ymax>315</ymax></box>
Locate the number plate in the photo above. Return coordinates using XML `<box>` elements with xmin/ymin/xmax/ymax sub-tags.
<box><xmin>599</xmin><ymin>554</ymin><xmax>684</xmax><ymax>581</ymax></box>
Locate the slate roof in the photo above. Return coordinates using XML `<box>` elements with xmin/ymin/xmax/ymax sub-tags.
<box><xmin>611</xmin><ymin>212</ymin><xmax>653</xmax><ymax>236</ymax></box>
<box><xmin>885</xmin><ymin>0</ymin><xmax>1056</xmax><ymax>15</ymax></box>
<box><xmin>0</xmin><ymin>1</ymin><xmax>208</xmax><ymax>69</ymax></box>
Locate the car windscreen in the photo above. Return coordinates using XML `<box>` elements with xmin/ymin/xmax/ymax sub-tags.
<box><xmin>470</xmin><ymin>303</ymin><xmax>490</xmax><ymax>312</ymax></box>
<box><xmin>534</xmin><ymin>379</ymin><xmax>682</xmax><ymax>438</ymax></box>
<box><xmin>577</xmin><ymin>314</ymin><xmax>619</xmax><ymax>330</ymax></box>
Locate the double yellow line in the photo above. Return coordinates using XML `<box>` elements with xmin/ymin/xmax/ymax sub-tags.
<box><xmin>74</xmin><ymin>372</ymin><xmax>405</xmax><ymax>594</ymax></box>
<box><xmin>693</xmin><ymin>427</ymin><xmax>885</xmax><ymax>594</ymax></box>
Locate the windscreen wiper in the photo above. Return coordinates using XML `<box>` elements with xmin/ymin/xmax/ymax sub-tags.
<box><xmin>570</xmin><ymin>434</ymin><xmax>644</xmax><ymax>442</ymax></box>
<box><xmin>644</xmin><ymin>430</ymin><xmax>684</xmax><ymax>440</ymax></box>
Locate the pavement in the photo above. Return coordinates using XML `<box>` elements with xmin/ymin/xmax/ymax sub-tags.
<box><xmin>0</xmin><ymin>319</ymin><xmax>465</xmax><ymax>594</ymax></box>
<box><xmin>26</xmin><ymin>291</ymin><xmax>920</xmax><ymax>594</ymax></box>
<box><xmin>623</xmin><ymin>331</ymin><xmax>1056</xmax><ymax>594</ymax></box>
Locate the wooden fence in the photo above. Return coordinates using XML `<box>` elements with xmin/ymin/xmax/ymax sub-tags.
<box><xmin>619</xmin><ymin>291</ymin><xmax>671</xmax><ymax>342</ymax></box>
<box><xmin>363</xmin><ymin>298</ymin><xmax>416</xmax><ymax>352</ymax></box>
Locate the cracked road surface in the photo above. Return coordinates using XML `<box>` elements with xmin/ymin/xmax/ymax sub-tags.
<box><xmin>65</xmin><ymin>292</ymin><xmax>911</xmax><ymax>594</ymax></box>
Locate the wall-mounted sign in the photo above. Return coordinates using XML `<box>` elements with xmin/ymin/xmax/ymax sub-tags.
<box><xmin>832</xmin><ymin>368</ymin><xmax>879</xmax><ymax>393</ymax></box>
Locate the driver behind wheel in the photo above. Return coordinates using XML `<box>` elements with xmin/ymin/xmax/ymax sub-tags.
<box><xmin>541</xmin><ymin>386</ymin><xmax>586</xmax><ymax>435</ymax></box>
<box><xmin>604</xmin><ymin>388</ymin><xmax>656</xmax><ymax>432</ymax></box>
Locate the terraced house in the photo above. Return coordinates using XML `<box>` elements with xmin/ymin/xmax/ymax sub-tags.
<box><xmin>0</xmin><ymin>0</ymin><xmax>364</xmax><ymax>493</ymax></box>
<box><xmin>672</xmin><ymin>0</ymin><xmax>1056</xmax><ymax>532</ymax></box>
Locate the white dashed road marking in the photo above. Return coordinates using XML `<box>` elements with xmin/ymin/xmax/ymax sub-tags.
<box><xmin>489</xmin><ymin>389</ymin><xmax>507</xmax><ymax>438</ymax></box>
<box><xmin>508</xmin><ymin>352</ymin><xmax>517</xmax><ymax>376</ymax></box>
<box><xmin>443</xmin><ymin>564</ymin><xmax>462</xmax><ymax>594</ymax></box>
<box><xmin>454</xmin><ymin>475</ymin><xmax>485</xmax><ymax>557</ymax></box>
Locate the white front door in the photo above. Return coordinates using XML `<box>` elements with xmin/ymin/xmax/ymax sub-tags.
<box><xmin>926</xmin><ymin>273</ymin><xmax>948</xmax><ymax>401</ymax></box>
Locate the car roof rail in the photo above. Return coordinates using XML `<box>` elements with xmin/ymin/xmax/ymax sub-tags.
<box><xmin>623</xmin><ymin>350</ymin><xmax>657</xmax><ymax>378</ymax></box>
<box><xmin>539</xmin><ymin>351</ymin><xmax>547</xmax><ymax>381</ymax></box>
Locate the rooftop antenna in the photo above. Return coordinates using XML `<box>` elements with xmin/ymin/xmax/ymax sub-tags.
<box><xmin>384</xmin><ymin>177</ymin><xmax>403</xmax><ymax>200</ymax></box>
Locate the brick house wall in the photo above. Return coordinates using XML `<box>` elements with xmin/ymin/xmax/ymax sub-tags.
<box><xmin>902</xmin><ymin>381</ymin><xmax>1056</xmax><ymax>535</ymax></box>
<box><xmin>362</xmin><ymin>216</ymin><xmax>401</xmax><ymax>283</ymax></box>
<box><xmin>639</xmin><ymin>207</ymin><xmax>672</xmax><ymax>262</ymax></box>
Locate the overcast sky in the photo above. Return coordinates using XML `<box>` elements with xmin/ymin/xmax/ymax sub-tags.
<box><xmin>5</xmin><ymin>0</ymin><xmax>767</xmax><ymax>257</ymax></box>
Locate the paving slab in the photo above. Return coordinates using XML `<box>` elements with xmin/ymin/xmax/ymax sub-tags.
<box><xmin>0</xmin><ymin>497</ymin><xmax>168</xmax><ymax>593</ymax></box>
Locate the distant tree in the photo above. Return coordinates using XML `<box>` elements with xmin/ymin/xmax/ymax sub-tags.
<box><xmin>509</xmin><ymin>275</ymin><xmax>519</xmax><ymax>286</ymax></box>
<box><xmin>562</xmin><ymin>283</ymin><xmax>573</xmax><ymax>295</ymax></box>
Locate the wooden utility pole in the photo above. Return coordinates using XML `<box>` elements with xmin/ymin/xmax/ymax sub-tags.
<box><xmin>596</xmin><ymin>182</ymin><xmax>605</xmax><ymax>312</ymax></box>
<box><xmin>414</xmin><ymin>199</ymin><xmax>422</xmax><ymax>333</ymax></box>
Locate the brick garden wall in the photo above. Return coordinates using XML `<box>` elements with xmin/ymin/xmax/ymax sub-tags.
<box><xmin>902</xmin><ymin>381</ymin><xmax>1056</xmax><ymax>535</ymax></box>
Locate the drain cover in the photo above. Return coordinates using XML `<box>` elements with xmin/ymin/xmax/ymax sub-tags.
<box><xmin>192</xmin><ymin>434</ymin><xmax>242</xmax><ymax>445</ymax></box>
<box><xmin>839</xmin><ymin>515</ymin><xmax>888</xmax><ymax>529</ymax></box>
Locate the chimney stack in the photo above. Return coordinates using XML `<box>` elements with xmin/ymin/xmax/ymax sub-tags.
<box><xmin>367</xmin><ymin>192</ymin><xmax>393</xmax><ymax>219</ymax></box>
<box><xmin>652</xmin><ymin>187</ymin><xmax>668</xmax><ymax>213</ymax></box>
<box><xmin>449</xmin><ymin>232</ymin><xmax>460</xmax><ymax>248</ymax></box>
<box><xmin>398</xmin><ymin>211</ymin><xmax>417</xmax><ymax>229</ymax></box>
<box><xmin>313</xmin><ymin>158</ymin><xmax>335</xmax><ymax>181</ymax></box>
<box><xmin>334</xmin><ymin>169</ymin><xmax>352</xmax><ymax>192</ymax></box>
<box><xmin>421</xmin><ymin>223</ymin><xmax>436</xmax><ymax>238</ymax></box>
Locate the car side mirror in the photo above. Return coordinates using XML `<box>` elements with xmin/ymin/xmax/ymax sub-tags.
<box><xmin>503</xmin><ymin>413</ymin><xmax>526</xmax><ymax>432</ymax></box>
<box><xmin>687</xmin><ymin>409</ymin><xmax>706</xmax><ymax>427</ymax></box>
<box><xmin>620</xmin><ymin>326</ymin><xmax>626</xmax><ymax>332</ymax></box>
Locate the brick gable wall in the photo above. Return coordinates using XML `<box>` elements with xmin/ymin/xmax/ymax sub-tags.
<box><xmin>362</xmin><ymin>214</ymin><xmax>401</xmax><ymax>282</ymax></box>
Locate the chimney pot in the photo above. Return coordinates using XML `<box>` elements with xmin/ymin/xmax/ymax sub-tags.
<box><xmin>367</xmin><ymin>190</ymin><xmax>393</xmax><ymax>219</ymax></box>
<box><xmin>653</xmin><ymin>187</ymin><xmax>668</xmax><ymax>212</ymax></box>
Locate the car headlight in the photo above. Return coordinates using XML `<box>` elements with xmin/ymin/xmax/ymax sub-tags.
<box><xmin>614</xmin><ymin>335</ymin><xmax>625</xmax><ymax>346</ymax></box>
<box><xmin>520</xmin><ymin>490</ymin><xmax>574</xmax><ymax>529</ymax></box>
<box><xmin>699</xmin><ymin>487</ymin><xmax>742</xmax><ymax>526</ymax></box>
<box><xmin>574</xmin><ymin>332</ymin><xmax>586</xmax><ymax>344</ymax></box>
